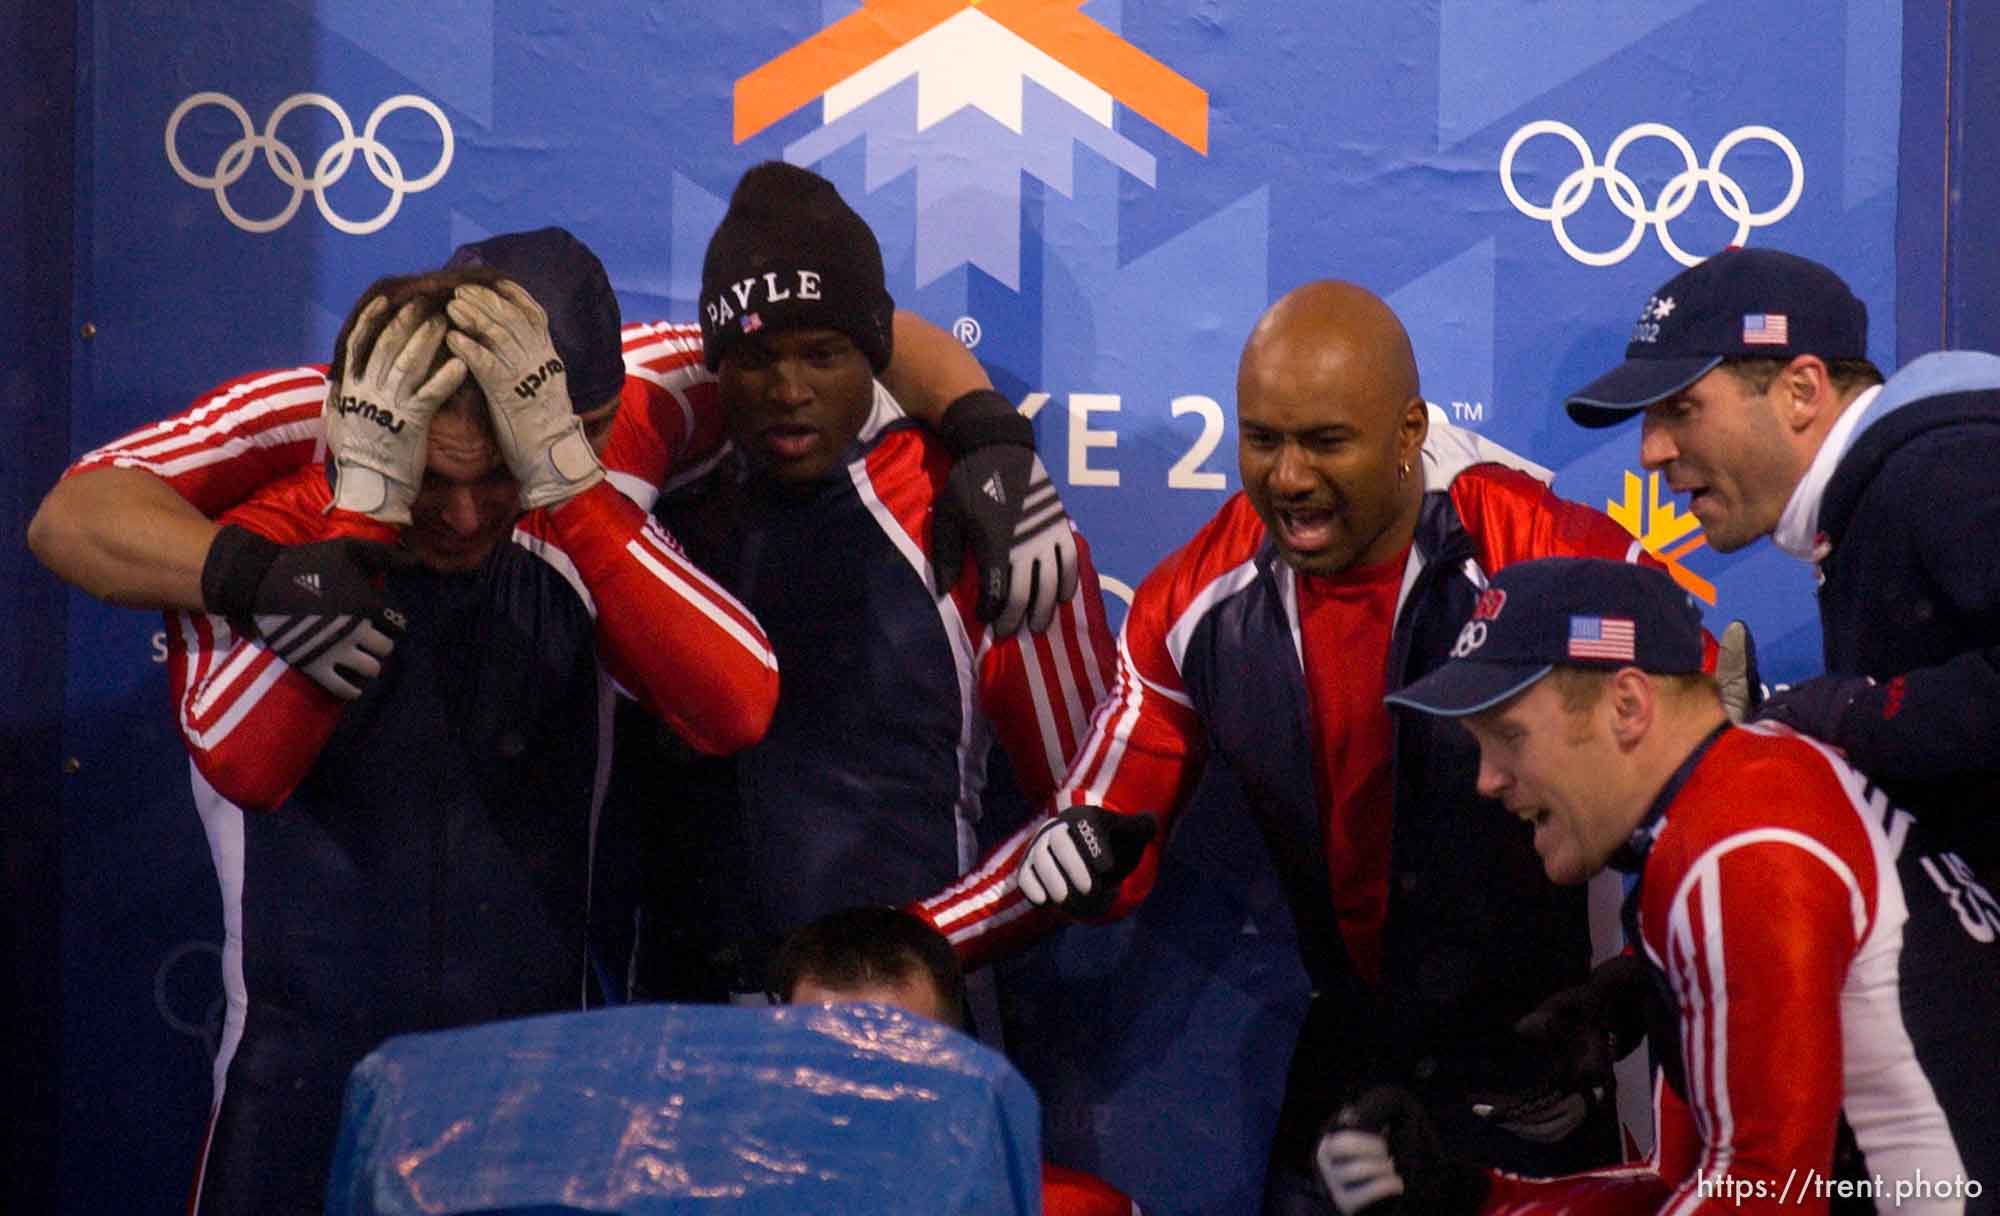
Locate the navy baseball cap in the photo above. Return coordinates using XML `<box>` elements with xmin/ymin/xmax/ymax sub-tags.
<box><xmin>1565</xmin><ymin>248</ymin><xmax>1868</xmax><ymax>428</ymax></box>
<box><xmin>1384</xmin><ymin>558</ymin><xmax>1705</xmax><ymax>717</ymax></box>
<box><xmin>444</xmin><ymin>226</ymin><xmax>625</xmax><ymax>413</ymax></box>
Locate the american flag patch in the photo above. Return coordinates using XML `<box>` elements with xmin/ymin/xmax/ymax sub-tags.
<box><xmin>741</xmin><ymin>313</ymin><xmax>764</xmax><ymax>333</ymax></box>
<box><xmin>1742</xmin><ymin>313</ymin><xmax>1788</xmax><ymax>345</ymax></box>
<box><xmin>1568</xmin><ymin>615</ymin><xmax>1636</xmax><ymax>661</ymax></box>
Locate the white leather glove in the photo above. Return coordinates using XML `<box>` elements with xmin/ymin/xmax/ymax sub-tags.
<box><xmin>324</xmin><ymin>296</ymin><xmax>465</xmax><ymax>524</ymax></box>
<box><xmin>445</xmin><ymin>280</ymin><xmax>606</xmax><ymax>510</ymax></box>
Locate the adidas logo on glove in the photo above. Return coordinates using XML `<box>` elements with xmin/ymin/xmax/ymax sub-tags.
<box><xmin>1075</xmin><ymin>820</ymin><xmax>1104</xmax><ymax>863</ymax></box>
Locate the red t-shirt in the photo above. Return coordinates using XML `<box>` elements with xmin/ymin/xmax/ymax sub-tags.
<box><xmin>1296</xmin><ymin>543</ymin><xmax>1410</xmax><ymax>985</ymax></box>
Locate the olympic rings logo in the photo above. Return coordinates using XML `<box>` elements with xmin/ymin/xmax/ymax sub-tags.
<box><xmin>1499</xmin><ymin>121</ymin><xmax>1804</xmax><ymax>268</ymax></box>
<box><xmin>166</xmin><ymin>91</ymin><xmax>454</xmax><ymax>235</ymax></box>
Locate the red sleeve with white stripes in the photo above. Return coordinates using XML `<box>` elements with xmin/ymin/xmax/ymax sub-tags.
<box><xmin>917</xmin><ymin>520</ymin><xmax>1218</xmax><ymax>967</ymax></box>
<box><xmin>166</xmin><ymin>469</ymin><xmax>392</xmax><ymax>811</ymax></box>
<box><xmin>1486</xmin><ymin>743</ymin><xmax>1869</xmax><ymax>1214</ymax></box>
<box><xmin>1483</xmin><ymin>840</ymin><xmax>1855</xmax><ymax>1216</ymax></box>
<box><xmin>602</xmin><ymin>321</ymin><xmax>728</xmax><ymax>506</ymax></box>
<box><xmin>965</xmin><ymin>528</ymin><xmax>1117</xmax><ymax>804</ymax></box>
<box><xmin>1051</xmin><ymin>522</ymin><xmax>1221</xmax><ymax>823</ymax></box>
<box><xmin>1448</xmin><ymin>463</ymin><xmax>1651</xmax><ymax>573</ymax></box>
<box><xmin>66</xmin><ymin>365</ymin><xmax>330</xmax><ymax>512</ymax></box>
<box><xmin>533</xmin><ymin>480</ymin><xmax>778</xmax><ymax>756</ymax></box>
<box><xmin>1627</xmin><ymin>745</ymin><xmax>1869</xmax><ymax>1214</ymax></box>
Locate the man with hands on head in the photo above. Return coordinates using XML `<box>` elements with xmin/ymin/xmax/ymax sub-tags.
<box><xmin>131</xmin><ymin>262</ymin><xmax>779</xmax><ymax>1216</ymax></box>
<box><xmin>190</xmin><ymin>290</ymin><xmax>462</xmax><ymax>700</ymax></box>
<box><xmin>27</xmin><ymin>229</ymin><xmax>1080</xmax><ymax>668</ymax></box>
<box><xmin>1320</xmin><ymin>557</ymin><xmax>1998</xmax><ymax>1215</ymax></box>
<box><xmin>1564</xmin><ymin>247</ymin><xmax>2000</xmax><ymax>881</ymax></box>
<box><xmin>918</xmin><ymin>281</ymin><xmax>1727</xmax><ymax>1213</ymax></box>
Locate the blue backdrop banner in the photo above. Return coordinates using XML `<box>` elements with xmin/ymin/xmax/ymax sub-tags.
<box><xmin>58</xmin><ymin>3</ymin><xmax>1904</xmax><ymax>1211</ymax></box>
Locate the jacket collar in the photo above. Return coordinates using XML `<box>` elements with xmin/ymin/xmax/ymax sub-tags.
<box><xmin>1608</xmin><ymin>722</ymin><xmax>1732</xmax><ymax>875</ymax></box>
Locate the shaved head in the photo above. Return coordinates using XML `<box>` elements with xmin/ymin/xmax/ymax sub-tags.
<box><xmin>1239</xmin><ymin>281</ymin><xmax>1421</xmax><ymax>415</ymax></box>
<box><xmin>1236</xmin><ymin>281</ymin><xmax>1428</xmax><ymax>576</ymax></box>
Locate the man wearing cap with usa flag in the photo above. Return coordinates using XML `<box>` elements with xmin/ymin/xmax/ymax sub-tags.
<box><xmin>1317</xmin><ymin>556</ymin><xmax>1999</xmax><ymax>1216</ymax></box>
<box><xmin>1564</xmin><ymin>247</ymin><xmax>2000</xmax><ymax>884</ymax></box>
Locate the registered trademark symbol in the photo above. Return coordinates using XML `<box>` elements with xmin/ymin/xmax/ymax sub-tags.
<box><xmin>952</xmin><ymin>316</ymin><xmax>982</xmax><ymax>348</ymax></box>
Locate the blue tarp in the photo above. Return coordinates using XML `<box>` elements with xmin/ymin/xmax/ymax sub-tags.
<box><xmin>327</xmin><ymin>1003</ymin><xmax>1043</xmax><ymax>1215</ymax></box>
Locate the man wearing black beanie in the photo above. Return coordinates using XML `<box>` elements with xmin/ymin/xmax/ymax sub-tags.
<box><xmin>699</xmin><ymin>161</ymin><xmax>897</xmax><ymax>378</ymax></box>
<box><xmin>697</xmin><ymin>163</ymin><xmax>1079</xmax><ymax>633</ymax></box>
<box><xmin>639</xmin><ymin>161</ymin><xmax>1118</xmax><ymax>1009</ymax></box>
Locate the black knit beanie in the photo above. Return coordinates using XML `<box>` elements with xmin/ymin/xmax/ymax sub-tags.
<box><xmin>699</xmin><ymin>162</ymin><xmax>894</xmax><ymax>373</ymax></box>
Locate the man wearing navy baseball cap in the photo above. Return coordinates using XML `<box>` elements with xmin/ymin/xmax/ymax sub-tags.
<box><xmin>1316</xmin><ymin>556</ymin><xmax>2000</xmax><ymax>1216</ymax></box>
<box><xmin>1384</xmin><ymin>558</ymin><xmax>1710</xmax><ymax>883</ymax></box>
<box><xmin>1563</xmin><ymin>247</ymin><xmax>2000</xmax><ymax>883</ymax></box>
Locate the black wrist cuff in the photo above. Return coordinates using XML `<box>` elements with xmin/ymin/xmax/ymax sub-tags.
<box><xmin>200</xmin><ymin>523</ymin><xmax>284</xmax><ymax>619</ymax></box>
<box><xmin>939</xmin><ymin>388</ymin><xmax>1033</xmax><ymax>453</ymax></box>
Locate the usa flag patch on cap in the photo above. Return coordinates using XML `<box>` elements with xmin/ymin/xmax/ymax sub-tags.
<box><xmin>1742</xmin><ymin>313</ymin><xmax>1789</xmax><ymax>345</ymax></box>
<box><xmin>1568</xmin><ymin>615</ymin><xmax>1636</xmax><ymax>661</ymax></box>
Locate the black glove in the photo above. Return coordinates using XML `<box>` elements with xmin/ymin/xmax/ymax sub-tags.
<box><xmin>1317</xmin><ymin>1087</ymin><xmax>1489</xmax><ymax>1216</ymax></box>
<box><xmin>1016</xmin><ymin>806</ymin><xmax>1158</xmax><ymax>918</ymax></box>
<box><xmin>1752</xmin><ymin>673</ymin><xmax>1875</xmax><ymax>746</ymax></box>
<box><xmin>200</xmin><ymin>523</ymin><xmax>416</xmax><ymax>700</ymax></box>
<box><xmin>1474</xmin><ymin>953</ymin><xmax>1649</xmax><ymax>1143</ymax></box>
<box><xmin>930</xmin><ymin>389</ymin><xmax>1079</xmax><ymax>637</ymax></box>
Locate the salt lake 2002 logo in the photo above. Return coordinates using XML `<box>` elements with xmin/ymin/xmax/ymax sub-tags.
<box><xmin>733</xmin><ymin>0</ymin><xmax>1208</xmax><ymax>289</ymax></box>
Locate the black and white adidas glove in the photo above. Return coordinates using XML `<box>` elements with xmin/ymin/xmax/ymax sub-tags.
<box><xmin>1018</xmin><ymin>805</ymin><xmax>1158</xmax><ymax>918</ymax></box>
<box><xmin>201</xmin><ymin>523</ymin><xmax>416</xmax><ymax>700</ymax></box>
<box><xmin>931</xmin><ymin>389</ymin><xmax>1080</xmax><ymax>637</ymax></box>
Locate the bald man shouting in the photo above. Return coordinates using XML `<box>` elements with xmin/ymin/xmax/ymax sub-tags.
<box><xmin>918</xmin><ymin>282</ymin><xmax>1674</xmax><ymax>1213</ymax></box>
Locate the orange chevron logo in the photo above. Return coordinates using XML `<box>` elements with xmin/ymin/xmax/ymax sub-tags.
<box><xmin>734</xmin><ymin>0</ymin><xmax>1209</xmax><ymax>153</ymax></box>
